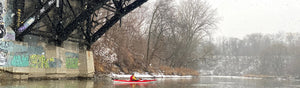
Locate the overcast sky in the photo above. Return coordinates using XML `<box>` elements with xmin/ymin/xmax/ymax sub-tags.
<box><xmin>207</xmin><ymin>0</ymin><xmax>300</xmax><ymax>38</ymax></box>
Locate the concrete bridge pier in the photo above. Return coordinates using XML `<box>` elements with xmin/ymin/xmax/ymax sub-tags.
<box><xmin>0</xmin><ymin>29</ymin><xmax>95</xmax><ymax>80</ymax></box>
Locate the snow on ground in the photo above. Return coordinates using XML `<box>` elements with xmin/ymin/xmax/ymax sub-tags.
<box><xmin>109</xmin><ymin>72</ymin><xmax>264</xmax><ymax>80</ymax></box>
<box><xmin>109</xmin><ymin>72</ymin><xmax>193</xmax><ymax>78</ymax></box>
<box><xmin>201</xmin><ymin>76</ymin><xmax>262</xmax><ymax>79</ymax></box>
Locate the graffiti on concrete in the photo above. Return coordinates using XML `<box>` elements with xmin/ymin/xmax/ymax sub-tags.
<box><xmin>0</xmin><ymin>41</ymin><xmax>45</xmax><ymax>67</ymax></box>
<box><xmin>49</xmin><ymin>58</ymin><xmax>62</xmax><ymax>68</ymax></box>
<box><xmin>3</xmin><ymin>31</ymin><xmax>15</xmax><ymax>41</ymax></box>
<box><xmin>0</xmin><ymin>41</ymin><xmax>44</xmax><ymax>54</ymax></box>
<box><xmin>28</xmin><ymin>46</ymin><xmax>44</xmax><ymax>54</ymax></box>
<box><xmin>29</xmin><ymin>54</ymin><xmax>55</xmax><ymax>68</ymax></box>
<box><xmin>11</xmin><ymin>55</ymin><xmax>29</xmax><ymax>67</ymax></box>
<box><xmin>0</xmin><ymin>25</ymin><xmax>5</xmax><ymax>38</ymax></box>
<box><xmin>65</xmin><ymin>52</ymin><xmax>78</xmax><ymax>69</ymax></box>
<box><xmin>0</xmin><ymin>2</ymin><xmax>5</xmax><ymax>38</ymax></box>
<box><xmin>66</xmin><ymin>58</ymin><xmax>78</xmax><ymax>69</ymax></box>
<box><xmin>0</xmin><ymin>41</ymin><xmax>11</xmax><ymax>49</ymax></box>
<box><xmin>18</xmin><ymin>17</ymin><xmax>35</xmax><ymax>32</ymax></box>
<box><xmin>0</xmin><ymin>49</ymin><xmax>7</xmax><ymax>66</ymax></box>
<box><xmin>0</xmin><ymin>41</ymin><xmax>65</xmax><ymax>68</ymax></box>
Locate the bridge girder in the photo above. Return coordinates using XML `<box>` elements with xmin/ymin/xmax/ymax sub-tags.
<box><xmin>12</xmin><ymin>0</ymin><xmax>147</xmax><ymax>49</ymax></box>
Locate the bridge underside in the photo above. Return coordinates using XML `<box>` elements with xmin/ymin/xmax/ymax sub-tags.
<box><xmin>9</xmin><ymin>0</ymin><xmax>147</xmax><ymax>49</ymax></box>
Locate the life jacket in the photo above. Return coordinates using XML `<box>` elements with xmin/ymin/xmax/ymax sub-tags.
<box><xmin>130</xmin><ymin>75</ymin><xmax>136</xmax><ymax>81</ymax></box>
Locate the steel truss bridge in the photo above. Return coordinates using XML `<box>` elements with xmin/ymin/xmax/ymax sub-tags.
<box><xmin>11</xmin><ymin>0</ymin><xmax>147</xmax><ymax>49</ymax></box>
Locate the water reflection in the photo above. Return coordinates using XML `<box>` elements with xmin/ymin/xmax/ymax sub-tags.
<box><xmin>0</xmin><ymin>77</ymin><xmax>300</xmax><ymax>88</ymax></box>
<box><xmin>113</xmin><ymin>83</ymin><xmax>156</xmax><ymax>88</ymax></box>
<box><xmin>0</xmin><ymin>80</ymin><xmax>95</xmax><ymax>88</ymax></box>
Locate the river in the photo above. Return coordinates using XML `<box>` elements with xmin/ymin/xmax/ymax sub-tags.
<box><xmin>1</xmin><ymin>76</ymin><xmax>299</xmax><ymax>88</ymax></box>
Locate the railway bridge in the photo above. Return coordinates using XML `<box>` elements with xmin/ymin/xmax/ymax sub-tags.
<box><xmin>0</xmin><ymin>0</ymin><xmax>147</xmax><ymax>80</ymax></box>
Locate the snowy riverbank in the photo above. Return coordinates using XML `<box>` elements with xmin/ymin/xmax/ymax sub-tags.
<box><xmin>108</xmin><ymin>72</ymin><xmax>193</xmax><ymax>78</ymax></box>
<box><xmin>200</xmin><ymin>76</ymin><xmax>262</xmax><ymax>79</ymax></box>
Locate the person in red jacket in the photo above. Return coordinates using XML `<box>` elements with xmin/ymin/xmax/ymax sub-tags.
<box><xmin>130</xmin><ymin>73</ymin><xmax>138</xmax><ymax>81</ymax></box>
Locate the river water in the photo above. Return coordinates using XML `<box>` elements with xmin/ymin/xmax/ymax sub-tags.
<box><xmin>1</xmin><ymin>76</ymin><xmax>300</xmax><ymax>88</ymax></box>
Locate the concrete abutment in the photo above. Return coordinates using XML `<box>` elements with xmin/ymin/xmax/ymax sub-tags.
<box><xmin>0</xmin><ymin>39</ymin><xmax>95</xmax><ymax>80</ymax></box>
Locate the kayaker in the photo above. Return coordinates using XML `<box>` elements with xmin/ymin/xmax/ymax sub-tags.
<box><xmin>130</xmin><ymin>73</ymin><xmax>138</xmax><ymax>81</ymax></box>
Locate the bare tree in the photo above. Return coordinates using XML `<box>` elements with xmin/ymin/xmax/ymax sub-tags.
<box><xmin>92</xmin><ymin>0</ymin><xmax>218</xmax><ymax>74</ymax></box>
<box><xmin>166</xmin><ymin>0</ymin><xmax>217</xmax><ymax>68</ymax></box>
<box><xmin>145</xmin><ymin>0</ymin><xmax>175</xmax><ymax>69</ymax></box>
<box><xmin>92</xmin><ymin>5</ymin><xmax>147</xmax><ymax>73</ymax></box>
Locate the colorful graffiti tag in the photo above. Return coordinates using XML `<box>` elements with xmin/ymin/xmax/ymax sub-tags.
<box><xmin>30</xmin><ymin>54</ymin><xmax>54</xmax><ymax>68</ymax></box>
<box><xmin>0</xmin><ymin>41</ymin><xmax>67</xmax><ymax>69</ymax></box>
<box><xmin>65</xmin><ymin>52</ymin><xmax>79</xmax><ymax>69</ymax></box>
<box><xmin>11</xmin><ymin>55</ymin><xmax>29</xmax><ymax>67</ymax></box>
<box><xmin>0</xmin><ymin>41</ymin><xmax>48</xmax><ymax>67</ymax></box>
<box><xmin>49</xmin><ymin>58</ymin><xmax>62</xmax><ymax>68</ymax></box>
<box><xmin>18</xmin><ymin>17</ymin><xmax>35</xmax><ymax>32</ymax></box>
<box><xmin>0</xmin><ymin>49</ymin><xmax>7</xmax><ymax>66</ymax></box>
<box><xmin>0</xmin><ymin>41</ymin><xmax>12</xmax><ymax>66</ymax></box>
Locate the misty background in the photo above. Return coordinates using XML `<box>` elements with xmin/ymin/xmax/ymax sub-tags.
<box><xmin>89</xmin><ymin>0</ymin><xmax>300</xmax><ymax>77</ymax></box>
<box><xmin>199</xmin><ymin>0</ymin><xmax>300</xmax><ymax>77</ymax></box>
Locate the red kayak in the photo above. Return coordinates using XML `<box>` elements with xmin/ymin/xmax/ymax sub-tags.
<box><xmin>113</xmin><ymin>79</ymin><xmax>156</xmax><ymax>83</ymax></box>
